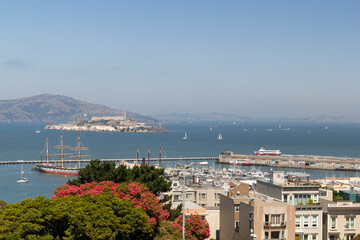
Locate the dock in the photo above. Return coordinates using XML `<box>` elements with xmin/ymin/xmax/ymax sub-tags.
<box><xmin>0</xmin><ymin>157</ymin><xmax>219</xmax><ymax>165</ymax></box>
<box><xmin>219</xmin><ymin>151</ymin><xmax>360</xmax><ymax>171</ymax></box>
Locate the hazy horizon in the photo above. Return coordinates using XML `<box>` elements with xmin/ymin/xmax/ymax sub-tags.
<box><xmin>1</xmin><ymin>1</ymin><xmax>359</xmax><ymax>118</ymax></box>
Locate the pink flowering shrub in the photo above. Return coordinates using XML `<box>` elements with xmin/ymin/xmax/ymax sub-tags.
<box><xmin>158</xmin><ymin>214</ymin><xmax>210</xmax><ymax>240</ymax></box>
<box><xmin>54</xmin><ymin>181</ymin><xmax>210</xmax><ymax>239</ymax></box>
<box><xmin>53</xmin><ymin>181</ymin><xmax>168</xmax><ymax>229</ymax></box>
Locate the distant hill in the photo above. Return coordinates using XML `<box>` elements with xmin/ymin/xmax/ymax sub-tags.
<box><xmin>155</xmin><ymin>112</ymin><xmax>360</xmax><ymax>123</ymax></box>
<box><xmin>0</xmin><ymin>94</ymin><xmax>159</xmax><ymax>123</ymax></box>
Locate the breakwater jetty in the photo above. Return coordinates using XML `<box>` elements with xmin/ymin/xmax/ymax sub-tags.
<box><xmin>219</xmin><ymin>151</ymin><xmax>360</xmax><ymax>171</ymax></box>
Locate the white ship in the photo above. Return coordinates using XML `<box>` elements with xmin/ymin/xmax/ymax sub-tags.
<box><xmin>254</xmin><ymin>147</ymin><xmax>281</xmax><ymax>156</ymax></box>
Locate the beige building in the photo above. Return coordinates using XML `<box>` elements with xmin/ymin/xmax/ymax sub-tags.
<box><xmin>170</xmin><ymin>182</ymin><xmax>225</xmax><ymax>208</ymax></box>
<box><xmin>327</xmin><ymin>201</ymin><xmax>360</xmax><ymax>240</ymax></box>
<box><xmin>220</xmin><ymin>183</ymin><xmax>295</xmax><ymax>240</ymax></box>
<box><xmin>295</xmin><ymin>204</ymin><xmax>323</xmax><ymax>240</ymax></box>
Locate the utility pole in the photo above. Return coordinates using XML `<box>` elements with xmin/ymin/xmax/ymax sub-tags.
<box><xmin>159</xmin><ymin>146</ymin><xmax>162</xmax><ymax>167</ymax></box>
<box><xmin>136</xmin><ymin>146</ymin><xmax>139</xmax><ymax>165</ymax></box>
<box><xmin>147</xmin><ymin>147</ymin><xmax>150</xmax><ymax>165</ymax></box>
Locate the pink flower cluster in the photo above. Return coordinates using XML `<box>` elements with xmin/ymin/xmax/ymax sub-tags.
<box><xmin>53</xmin><ymin>181</ymin><xmax>169</xmax><ymax>229</ymax></box>
<box><xmin>172</xmin><ymin>214</ymin><xmax>210</xmax><ymax>240</ymax></box>
<box><xmin>53</xmin><ymin>181</ymin><xmax>210</xmax><ymax>239</ymax></box>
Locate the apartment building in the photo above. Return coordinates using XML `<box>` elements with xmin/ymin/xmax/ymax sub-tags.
<box><xmin>256</xmin><ymin>171</ymin><xmax>321</xmax><ymax>205</ymax></box>
<box><xmin>169</xmin><ymin>181</ymin><xmax>226</xmax><ymax>207</ymax></box>
<box><xmin>295</xmin><ymin>204</ymin><xmax>323</xmax><ymax>240</ymax></box>
<box><xmin>327</xmin><ymin>201</ymin><xmax>360</xmax><ymax>240</ymax></box>
<box><xmin>219</xmin><ymin>182</ymin><xmax>295</xmax><ymax>240</ymax></box>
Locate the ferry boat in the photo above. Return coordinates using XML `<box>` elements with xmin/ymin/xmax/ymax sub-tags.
<box><xmin>34</xmin><ymin>130</ymin><xmax>90</xmax><ymax>175</ymax></box>
<box><xmin>254</xmin><ymin>147</ymin><xmax>281</xmax><ymax>156</ymax></box>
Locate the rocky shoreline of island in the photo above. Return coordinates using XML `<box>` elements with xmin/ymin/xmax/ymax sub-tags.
<box><xmin>45</xmin><ymin>115</ymin><xmax>167</xmax><ymax>133</ymax></box>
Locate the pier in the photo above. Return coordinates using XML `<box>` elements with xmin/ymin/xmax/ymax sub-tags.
<box><xmin>219</xmin><ymin>151</ymin><xmax>360</xmax><ymax>171</ymax></box>
<box><xmin>0</xmin><ymin>157</ymin><xmax>219</xmax><ymax>165</ymax></box>
<box><xmin>3</xmin><ymin>153</ymin><xmax>360</xmax><ymax>172</ymax></box>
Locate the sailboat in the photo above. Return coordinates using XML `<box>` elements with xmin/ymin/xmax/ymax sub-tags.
<box><xmin>210</xmin><ymin>126</ymin><xmax>213</xmax><ymax>131</ymax></box>
<box><xmin>17</xmin><ymin>160</ymin><xmax>28</xmax><ymax>183</ymax></box>
<box><xmin>182</xmin><ymin>132</ymin><xmax>187</xmax><ymax>140</ymax></box>
<box><xmin>35</xmin><ymin>130</ymin><xmax>90</xmax><ymax>175</ymax></box>
<box><xmin>217</xmin><ymin>133</ymin><xmax>222</xmax><ymax>140</ymax></box>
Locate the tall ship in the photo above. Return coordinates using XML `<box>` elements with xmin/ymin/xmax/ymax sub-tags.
<box><xmin>254</xmin><ymin>147</ymin><xmax>281</xmax><ymax>156</ymax></box>
<box><xmin>34</xmin><ymin>130</ymin><xmax>90</xmax><ymax>175</ymax></box>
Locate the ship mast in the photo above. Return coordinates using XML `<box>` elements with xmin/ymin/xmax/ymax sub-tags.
<box><xmin>71</xmin><ymin>129</ymin><xmax>90</xmax><ymax>169</ymax></box>
<box><xmin>61</xmin><ymin>129</ymin><xmax>64</xmax><ymax>168</ymax></box>
<box><xmin>46</xmin><ymin>138</ymin><xmax>49</xmax><ymax>165</ymax></box>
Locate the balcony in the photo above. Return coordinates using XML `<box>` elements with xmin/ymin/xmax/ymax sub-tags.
<box><xmin>263</xmin><ymin>221</ymin><xmax>286</xmax><ymax>228</ymax></box>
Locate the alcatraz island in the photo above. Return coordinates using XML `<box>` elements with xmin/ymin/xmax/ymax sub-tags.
<box><xmin>45</xmin><ymin>115</ymin><xmax>167</xmax><ymax>133</ymax></box>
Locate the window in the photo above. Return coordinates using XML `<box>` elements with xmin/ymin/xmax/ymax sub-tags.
<box><xmin>303</xmin><ymin>215</ymin><xmax>309</xmax><ymax>228</ymax></box>
<box><xmin>265</xmin><ymin>231</ymin><xmax>269</xmax><ymax>240</ymax></box>
<box><xmin>312</xmin><ymin>215</ymin><xmax>318</xmax><ymax>227</ymax></box>
<box><xmin>265</xmin><ymin>214</ymin><xmax>269</xmax><ymax>226</ymax></box>
<box><xmin>271</xmin><ymin>231</ymin><xmax>280</xmax><ymax>240</ymax></box>
<box><xmin>200</xmin><ymin>193</ymin><xmax>206</xmax><ymax>200</ymax></box>
<box><xmin>312</xmin><ymin>234</ymin><xmax>317</xmax><ymax>240</ymax></box>
<box><xmin>173</xmin><ymin>195</ymin><xmax>180</xmax><ymax>201</ymax></box>
<box><xmin>215</xmin><ymin>193</ymin><xmax>221</xmax><ymax>199</ymax></box>
<box><xmin>303</xmin><ymin>235</ymin><xmax>309</xmax><ymax>240</ymax></box>
<box><xmin>235</xmin><ymin>221</ymin><xmax>239</xmax><ymax>228</ymax></box>
<box><xmin>295</xmin><ymin>215</ymin><xmax>301</xmax><ymax>228</ymax></box>
<box><xmin>346</xmin><ymin>234</ymin><xmax>355</xmax><ymax>240</ymax></box>
<box><xmin>283</xmin><ymin>194</ymin><xmax>288</xmax><ymax>203</ymax></box>
<box><xmin>186</xmin><ymin>193</ymin><xmax>192</xmax><ymax>199</ymax></box>
<box><xmin>271</xmin><ymin>214</ymin><xmax>280</xmax><ymax>226</ymax></box>
<box><xmin>331</xmin><ymin>217</ymin><xmax>336</xmax><ymax>229</ymax></box>
<box><xmin>235</xmin><ymin>205</ymin><xmax>240</xmax><ymax>212</ymax></box>
<box><xmin>294</xmin><ymin>194</ymin><xmax>311</xmax><ymax>205</ymax></box>
<box><xmin>346</xmin><ymin>217</ymin><xmax>355</xmax><ymax>229</ymax></box>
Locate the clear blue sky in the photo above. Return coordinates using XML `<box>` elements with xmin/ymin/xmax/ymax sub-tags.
<box><xmin>1</xmin><ymin>1</ymin><xmax>359</xmax><ymax>118</ymax></box>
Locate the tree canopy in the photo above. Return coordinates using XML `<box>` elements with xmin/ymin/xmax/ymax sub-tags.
<box><xmin>0</xmin><ymin>181</ymin><xmax>210</xmax><ymax>240</ymax></box>
<box><xmin>0</xmin><ymin>194</ymin><xmax>153</xmax><ymax>240</ymax></box>
<box><xmin>67</xmin><ymin>160</ymin><xmax>171</xmax><ymax>196</ymax></box>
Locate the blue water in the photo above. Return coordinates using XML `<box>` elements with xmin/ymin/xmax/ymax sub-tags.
<box><xmin>1</xmin><ymin>121</ymin><xmax>360</xmax><ymax>203</ymax></box>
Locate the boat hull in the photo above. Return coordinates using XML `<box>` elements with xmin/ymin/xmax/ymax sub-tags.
<box><xmin>35</xmin><ymin>164</ymin><xmax>80</xmax><ymax>176</ymax></box>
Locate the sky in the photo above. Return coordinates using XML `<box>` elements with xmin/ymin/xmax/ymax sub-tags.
<box><xmin>0</xmin><ymin>1</ymin><xmax>359</xmax><ymax>118</ymax></box>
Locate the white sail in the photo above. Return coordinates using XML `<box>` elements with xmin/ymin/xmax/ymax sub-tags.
<box><xmin>182</xmin><ymin>132</ymin><xmax>187</xmax><ymax>140</ymax></box>
<box><xmin>217</xmin><ymin>133</ymin><xmax>222</xmax><ymax>140</ymax></box>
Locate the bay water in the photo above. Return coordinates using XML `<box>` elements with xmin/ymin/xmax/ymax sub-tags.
<box><xmin>1</xmin><ymin>121</ymin><xmax>360</xmax><ymax>203</ymax></box>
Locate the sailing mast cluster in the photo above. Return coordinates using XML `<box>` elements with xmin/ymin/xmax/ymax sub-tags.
<box><xmin>34</xmin><ymin>129</ymin><xmax>91</xmax><ymax>175</ymax></box>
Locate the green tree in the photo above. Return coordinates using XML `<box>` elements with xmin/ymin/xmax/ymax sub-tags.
<box><xmin>67</xmin><ymin>160</ymin><xmax>171</xmax><ymax>196</ymax></box>
<box><xmin>162</xmin><ymin>202</ymin><xmax>183</xmax><ymax>221</ymax></box>
<box><xmin>0</xmin><ymin>194</ymin><xmax>154</xmax><ymax>240</ymax></box>
<box><xmin>0</xmin><ymin>200</ymin><xmax>6</xmax><ymax>210</ymax></box>
<box><xmin>332</xmin><ymin>190</ymin><xmax>343</xmax><ymax>202</ymax></box>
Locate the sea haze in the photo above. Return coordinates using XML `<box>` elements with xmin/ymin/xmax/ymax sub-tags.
<box><xmin>1</xmin><ymin>121</ymin><xmax>360</xmax><ymax>203</ymax></box>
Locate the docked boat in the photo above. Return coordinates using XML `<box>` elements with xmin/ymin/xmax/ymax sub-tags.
<box><xmin>255</xmin><ymin>147</ymin><xmax>281</xmax><ymax>156</ymax></box>
<box><xmin>34</xmin><ymin>130</ymin><xmax>90</xmax><ymax>175</ymax></box>
<box><xmin>230</xmin><ymin>159</ymin><xmax>251</xmax><ymax>166</ymax></box>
